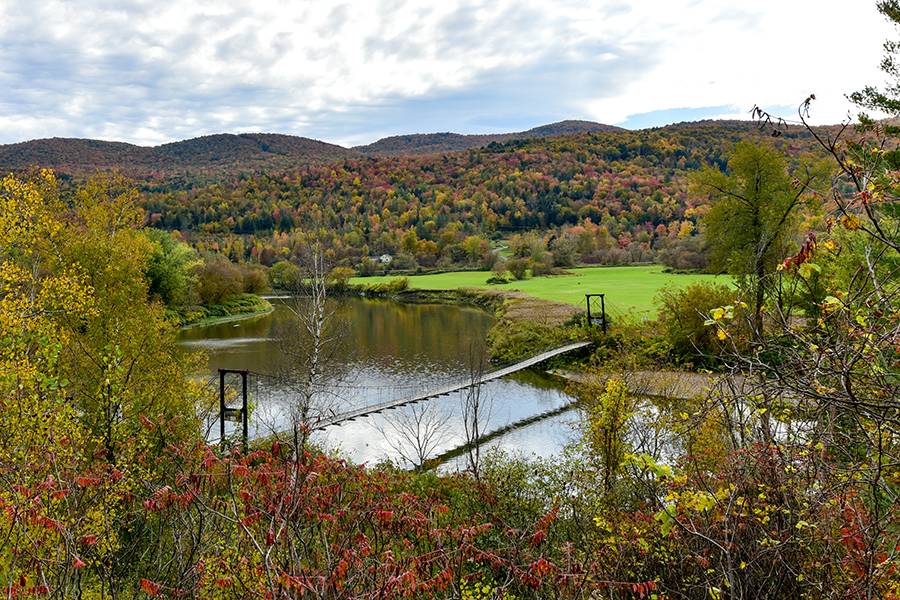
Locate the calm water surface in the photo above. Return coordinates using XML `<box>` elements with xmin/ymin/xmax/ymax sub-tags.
<box><xmin>178</xmin><ymin>298</ymin><xmax>581</xmax><ymax>468</ymax></box>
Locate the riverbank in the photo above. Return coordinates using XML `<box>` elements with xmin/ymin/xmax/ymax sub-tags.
<box><xmin>348</xmin><ymin>283</ymin><xmax>588</xmax><ymax>363</ymax></box>
<box><xmin>178</xmin><ymin>293</ymin><xmax>273</xmax><ymax>329</ymax></box>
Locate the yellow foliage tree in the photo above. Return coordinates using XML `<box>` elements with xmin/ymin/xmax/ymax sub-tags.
<box><xmin>584</xmin><ymin>378</ymin><xmax>632</xmax><ymax>494</ymax></box>
<box><xmin>0</xmin><ymin>172</ymin><xmax>208</xmax><ymax>593</ymax></box>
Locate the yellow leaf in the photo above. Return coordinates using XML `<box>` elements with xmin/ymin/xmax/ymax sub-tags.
<box><xmin>840</xmin><ymin>214</ymin><xmax>860</xmax><ymax>230</ymax></box>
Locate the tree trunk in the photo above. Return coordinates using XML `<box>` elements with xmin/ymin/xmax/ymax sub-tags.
<box><xmin>754</xmin><ymin>258</ymin><xmax>765</xmax><ymax>340</ymax></box>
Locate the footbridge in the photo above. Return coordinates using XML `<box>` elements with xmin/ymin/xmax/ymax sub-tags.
<box><xmin>313</xmin><ymin>341</ymin><xmax>591</xmax><ymax>430</ymax></box>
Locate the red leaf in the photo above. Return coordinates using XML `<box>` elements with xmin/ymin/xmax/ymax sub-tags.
<box><xmin>375</xmin><ymin>510</ymin><xmax>394</xmax><ymax>523</ymax></box>
<box><xmin>140</xmin><ymin>579</ymin><xmax>161</xmax><ymax>597</ymax></box>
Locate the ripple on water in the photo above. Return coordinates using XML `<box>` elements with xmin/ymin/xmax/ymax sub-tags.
<box><xmin>179</xmin><ymin>337</ymin><xmax>273</xmax><ymax>349</ymax></box>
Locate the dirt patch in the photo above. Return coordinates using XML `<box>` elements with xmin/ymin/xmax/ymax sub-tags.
<box><xmin>552</xmin><ymin>369</ymin><xmax>749</xmax><ymax>401</ymax></box>
<box><xmin>497</xmin><ymin>292</ymin><xmax>580</xmax><ymax>326</ymax></box>
<box><xmin>391</xmin><ymin>287</ymin><xmax>581</xmax><ymax>327</ymax></box>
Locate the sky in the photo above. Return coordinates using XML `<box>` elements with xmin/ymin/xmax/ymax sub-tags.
<box><xmin>0</xmin><ymin>0</ymin><xmax>894</xmax><ymax>147</ymax></box>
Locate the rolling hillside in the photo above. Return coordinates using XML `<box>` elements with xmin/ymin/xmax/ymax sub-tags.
<box><xmin>0</xmin><ymin>120</ymin><xmax>627</xmax><ymax>176</ymax></box>
<box><xmin>353</xmin><ymin>120</ymin><xmax>623</xmax><ymax>156</ymax></box>
<box><xmin>132</xmin><ymin>119</ymin><xmax>830</xmax><ymax>271</ymax></box>
<box><xmin>1</xmin><ymin>118</ymin><xmax>832</xmax><ymax>273</ymax></box>
<box><xmin>0</xmin><ymin>133</ymin><xmax>359</xmax><ymax>178</ymax></box>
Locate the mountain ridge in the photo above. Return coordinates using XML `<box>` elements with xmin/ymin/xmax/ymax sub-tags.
<box><xmin>0</xmin><ymin>120</ymin><xmax>626</xmax><ymax>176</ymax></box>
<box><xmin>0</xmin><ymin>118</ymin><xmax>821</xmax><ymax>178</ymax></box>
<box><xmin>351</xmin><ymin>120</ymin><xmax>624</xmax><ymax>155</ymax></box>
<box><xmin>0</xmin><ymin>133</ymin><xmax>358</xmax><ymax>177</ymax></box>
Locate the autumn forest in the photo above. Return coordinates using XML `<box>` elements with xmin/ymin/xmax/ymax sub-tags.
<box><xmin>1</xmin><ymin>1</ymin><xmax>900</xmax><ymax>598</ymax></box>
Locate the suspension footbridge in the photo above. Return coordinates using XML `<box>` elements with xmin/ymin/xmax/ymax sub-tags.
<box><xmin>314</xmin><ymin>341</ymin><xmax>592</xmax><ymax>430</ymax></box>
<box><xmin>215</xmin><ymin>340</ymin><xmax>592</xmax><ymax>441</ymax></box>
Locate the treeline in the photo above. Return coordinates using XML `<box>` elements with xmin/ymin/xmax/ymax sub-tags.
<box><xmin>138</xmin><ymin>121</ymin><xmax>826</xmax><ymax>273</ymax></box>
<box><xmin>101</xmin><ymin>206</ymin><xmax>272</xmax><ymax>326</ymax></box>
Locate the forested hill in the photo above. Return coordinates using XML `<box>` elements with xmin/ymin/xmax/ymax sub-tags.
<box><xmin>0</xmin><ymin>120</ymin><xmax>622</xmax><ymax>177</ymax></box>
<box><xmin>2</xmin><ymin>119</ymin><xmax>833</xmax><ymax>270</ymax></box>
<box><xmin>352</xmin><ymin>120</ymin><xmax>623</xmax><ymax>156</ymax></box>
<box><xmin>136</xmin><ymin>119</ymin><xmax>829</xmax><ymax>269</ymax></box>
<box><xmin>0</xmin><ymin>133</ymin><xmax>359</xmax><ymax>178</ymax></box>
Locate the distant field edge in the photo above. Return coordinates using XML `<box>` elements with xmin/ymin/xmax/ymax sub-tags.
<box><xmin>350</xmin><ymin>265</ymin><xmax>725</xmax><ymax>315</ymax></box>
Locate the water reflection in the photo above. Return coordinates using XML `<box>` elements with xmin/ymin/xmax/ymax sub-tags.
<box><xmin>179</xmin><ymin>298</ymin><xmax>580</xmax><ymax>468</ymax></box>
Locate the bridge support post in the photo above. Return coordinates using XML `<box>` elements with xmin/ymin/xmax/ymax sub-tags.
<box><xmin>219</xmin><ymin>369</ymin><xmax>225</xmax><ymax>443</ymax></box>
<box><xmin>585</xmin><ymin>293</ymin><xmax>607</xmax><ymax>333</ymax></box>
<box><xmin>218</xmin><ymin>368</ymin><xmax>249</xmax><ymax>452</ymax></box>
<box><xmin>240</xmin><ymin>370</ymin><xmax>248</xmax><ymax>453</ymax></box>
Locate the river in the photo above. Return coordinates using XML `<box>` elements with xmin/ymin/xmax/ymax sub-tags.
<box><xmin>178</xmin><ymin>297</ymin><xmax>581</xmax><ymax>469</ymax></box>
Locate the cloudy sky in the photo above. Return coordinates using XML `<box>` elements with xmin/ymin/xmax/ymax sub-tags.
<box><xmin>0</xmin><ymin>0</ymin><xmax>893</xmax><ymax>146</ymax></box>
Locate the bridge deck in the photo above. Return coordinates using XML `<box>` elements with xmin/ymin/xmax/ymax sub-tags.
<box><xmin>313</xmin><ymin>341</ymin><xmax>591</xmax><ymax>430</ymax></box>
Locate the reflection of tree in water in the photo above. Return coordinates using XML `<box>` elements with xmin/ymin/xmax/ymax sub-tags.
<box><xmin>377</xmin><ymin>401</ymin><xmax>452</xmax><ymax>470</ymax></box>
<box><xmin>182</xmin><ymin>297</ymin><xmax>498</xmax><ymax>439</ymax></box>
<box><xmin>333</xmin><ymin>299</ymin><xmax>494</xmax><ymax>372</ymax></box>
<box><xmin>507</xmin><ymin>369</ymin><xmax>567</xmax><ymax>392</ymax></box>
<box><xmin>181</xmin><ymin>298</ymin><xmax>493</xmax><ymax>376</ymax></box>
<box><xmin>270</xmin><ymin>298</ymin><xmax>351</xmax><ymax>415</ymax></box>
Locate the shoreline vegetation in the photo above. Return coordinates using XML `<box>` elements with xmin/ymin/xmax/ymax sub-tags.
<box><xmin>343</xmin><ymin>265</ymin><xmax>721</xmax><ymax>364</ymax></box>
<box><xmin>177</xmin><ymin>293</ymin><xmax>273</xmax><ymax>329</ymax></box>
<box><xmin>193</xmin><ymin>263</ymin><xmax>722</xmax><ymax>372</ymax></box>
<box><xmin>344</xmin><ymin>278</ymin><xmax>596</xmax><ymax>364</ymax></box>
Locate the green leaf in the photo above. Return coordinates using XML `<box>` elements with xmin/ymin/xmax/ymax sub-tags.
<box><xmin>654</xmin><ymin>508</ymin><xmax>675</xmax><ymax>535</ymax></box>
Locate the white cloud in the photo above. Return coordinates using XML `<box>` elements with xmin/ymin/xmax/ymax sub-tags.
<box><xmin>583</xmin><ymin>1</ymin><xmax>895</xmax><ymax>126</ymax></box>
<box><xmin>0</xmin><ymin>0</ymin><xmax>894</xmax><ymax>145</ymax></box>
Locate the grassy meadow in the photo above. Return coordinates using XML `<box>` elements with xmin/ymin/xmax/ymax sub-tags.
<box><xmin>352</xmin><ymin>265</ymin><xmax>725</xmax><ymax>316</ymax></box>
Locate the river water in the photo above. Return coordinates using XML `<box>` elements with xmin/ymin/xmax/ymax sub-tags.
<box><xmin>178</xmin><ymin>297</ymin><xmax>581</xmax><ymax>469</ymax></box>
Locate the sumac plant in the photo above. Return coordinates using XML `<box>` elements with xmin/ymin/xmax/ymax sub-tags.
<box><xmin>130</xmin><ymin>440</ymin><xmax>641</xmax><ymax>599</ymax></box>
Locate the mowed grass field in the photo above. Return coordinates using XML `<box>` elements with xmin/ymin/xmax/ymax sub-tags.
<box><xmin>351</xmin><ymin>265</ymin><xmax>725</xmax><ymax>316</ymax></box>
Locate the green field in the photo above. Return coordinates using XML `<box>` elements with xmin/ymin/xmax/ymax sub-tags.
<box><xmin>351</xmin><ymin>265</ymin><xmax>725</xmax><ymax>316</ymax></box>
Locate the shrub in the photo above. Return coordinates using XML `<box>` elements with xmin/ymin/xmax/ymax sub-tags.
<box><xmin>360</xmin><ymin>277</ymin><xmax>409</xmax><ymax>294</ymax></box>
<box><xmin>656</xmin><ymin>282</ymin><xmax>737</xmax><ymax>366</ymax></box>
<box><xmin>241</xmin><ymin>264</ymin><xmax>269</xmax><ymax>294</ymax></box>
<box><xmin>657</xmin><ymin>235</ymin><xmax>710</xmax><ymax>271</ymax></box>
<box><xmin>529</xmin><ymin>253</ymin><xmax>555</xmax><ymax>276</ymax></box>
<box><xmin>506</xmin><ymin>258</ymin><xmax>530</xmax><ymax>280</ymax></box>
<box><xmin>550</xmin><ymin>233</ymin><xmax>579</xmax><ymax>267</ymax></box>
<box><xmin>328</xmin><ymin>266</ymin><xmax>356</xmax><ymax>289</ymax></box>
<box><xmin>195</xmin><ymin>258</ymin><xmax>243</xmax><ymax>304</ymax></box>
<box><xmin>508</xmin><ymin>231</ymin><xmax>546</xmax><ymax>258</ymax></box>
<box><xmin>357</xmin><ymin>257</ymin><xmax>380</xmax><ymax>276</ymax></box>
<box><xmin>487</xmin><ymin>261</ymin><xmax>513</xmax><ymax>284</ymax></box>
<box><xmin>268</xmin><ymin>260</ymin><xmax>301</xmax><ymax>290</ymax></box>
<box><xmin>389</xmin><ymin>252</ymin><xmax>418</xmax><ymax>271</ymax></box>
